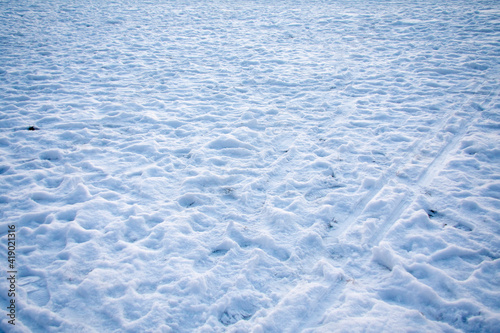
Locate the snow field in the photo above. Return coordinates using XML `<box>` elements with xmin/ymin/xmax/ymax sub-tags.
<box><xmin>0</xmin><ymin>0</ymin><xmax>499</xmax><ymax>332</ymax></box>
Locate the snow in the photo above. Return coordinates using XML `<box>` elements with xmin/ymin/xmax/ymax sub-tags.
<box><xmin>1</xmin><ymin>0</ymin><xmax>499</xmax><ymax>332</ymax></box>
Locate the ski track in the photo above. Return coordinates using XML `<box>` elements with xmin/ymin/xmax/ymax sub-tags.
<box><xmin>1</xmin><ymin>0</ymin><xmax>499</xmax><ymax>332</ymax></box>
<box><xmin>336</xmin><ymin>75</ymin><xmax>498</xmax><ymax>249</ymax></box>
<box><xmin>290</xmin><ymin>72</ymin><xmax>500</xmax><ymax>332</ymax></box>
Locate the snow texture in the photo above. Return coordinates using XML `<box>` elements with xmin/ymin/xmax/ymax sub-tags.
<box><xmin>1</xmin><ymin>0</ymin><xmax>499</xmax><ymax>332</ymax></box>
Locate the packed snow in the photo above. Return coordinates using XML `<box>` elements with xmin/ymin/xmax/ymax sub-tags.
<box><xmin>1</xmin><ymin>0</ymin><xmax>499</xmax><ymax>332</ymax></box>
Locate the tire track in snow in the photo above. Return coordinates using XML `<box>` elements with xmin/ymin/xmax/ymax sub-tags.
<box><xmin>368</xmin><ymin>81</ymin><xmax>498</xmax><ymax>248</ymax></box>
<box><xmin>296</xmin><ymin>77</ymin><xmax>498</xmax><ymax>332</ymax></box>
<box><xmin>331</xmin><ymin>78</ymin><xmax>495</xmax><ymax>247</ymax></box>
<box><xmin>292</xmin><ymin>277</ymin><xmax>347</xmax><ymax>333</ymax></box>
<box><xmin>330</xmin><ymin>117</ymin><xmax>453</xmax><ymax>244</ymax></box>
<box><xmin>418</xmin><ymin>87</ymin><xmax>499</xmax><ymax>190</ymax></box>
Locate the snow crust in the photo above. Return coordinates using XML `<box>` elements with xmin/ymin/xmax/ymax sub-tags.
<box><xmin>1</xmin><ymin>0</ymin><xmax>499</xmax><ymax>332</ymax></box>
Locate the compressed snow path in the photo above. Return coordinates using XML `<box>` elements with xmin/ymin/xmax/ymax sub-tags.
<box><xmin>1</xmin><ymin>0</ymin><xmax>499</xmax><ymax>332</ymax></box>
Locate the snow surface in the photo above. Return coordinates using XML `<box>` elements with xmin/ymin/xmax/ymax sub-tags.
<box><xmin>1</xmin><ymin>0</ymin><xmax>500</xmax><ymax>332</ymax></box>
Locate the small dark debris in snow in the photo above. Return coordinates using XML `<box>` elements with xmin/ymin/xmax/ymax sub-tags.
<box><xmin>454</xmin><ymin>223</ymin><xmax>473</xmax><ymax>232</ymax></box>
<box><xmin>427</xmin><ymin>209</ymin><xmax>438</xmax><ymax>218</ymax></box>
<box><xmin>222</xmin><ymin>187</ymin><xmax>234</xmax><ymax>195</ymax></box>
<box><xmin>28</xmin><ymin>126</ymin><xmax>39</xmax><ymax>131</ymax></box>
<box><xmin>328</xmin><ymin>218</ymin><xmax>338</xmax><ymax>229</ymax></box>
<box><xmin>211</xmin><ymin>249</ymin><xmax>229</xmax><ymax>256</ymax></box>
